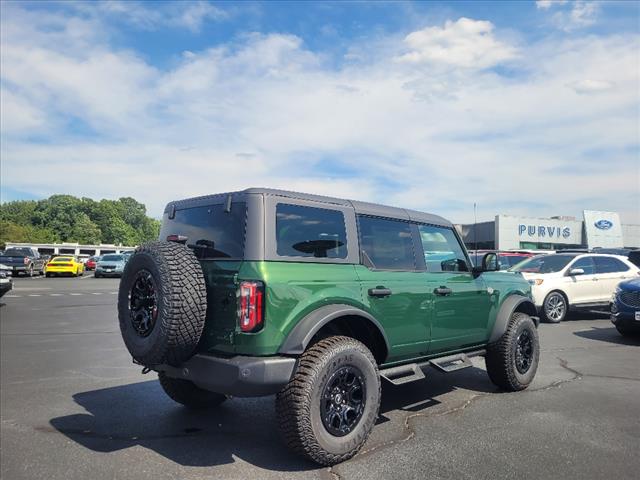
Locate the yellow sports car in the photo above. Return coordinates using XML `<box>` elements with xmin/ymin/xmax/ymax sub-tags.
<box><xmin>45</xmin><ymin>256</ymin><xmax>85</xmax><ymax>277</ymax></box>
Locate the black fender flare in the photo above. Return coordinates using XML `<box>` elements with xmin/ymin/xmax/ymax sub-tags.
<box><xmin>278</xmin><ymin>304</ymin><xmax>390</xmax><ymax>356</ymax></box>
<box><xmin>489</xmin><ymin>294</ymin><xmax>538</xmax><ymax>343</ymax></box>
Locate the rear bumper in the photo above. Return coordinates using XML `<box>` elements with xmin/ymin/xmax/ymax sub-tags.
<box><xmin>157</xmin><ymin>354</ymin><xmax>298</xmax><ymax>397</ymax></box>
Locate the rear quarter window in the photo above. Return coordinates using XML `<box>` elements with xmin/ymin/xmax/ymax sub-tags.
<box><xmin>276</xmin><ymin>203</ymin><xmax>348</xmax><ymax>259</ymax></box>
<box><xmin>160</xmin><ymin>203</ymin><xmax>247</xmax><ymax>259</ymax></box>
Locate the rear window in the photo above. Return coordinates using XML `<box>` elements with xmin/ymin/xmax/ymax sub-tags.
<box><xmin>276</xmin><ymin>203</ymin><xmax>347</xmax><ymax>259</ymax></box>
<box><xmin>594</xmin><ymin>256</ymin><xmax>629</xmax><ymax>273</ymax></box>
<box><xmin>160</xmin><ymin>203</ymin><xmax>246</xmax><ymax>259</ymax></box>
<box><xmin>53</xmin><ymin>257</ymin><xmax>73</xmax><ymax>262</ymax></box>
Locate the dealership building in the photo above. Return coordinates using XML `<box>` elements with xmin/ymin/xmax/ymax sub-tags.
<box><xmin>457</xmin><ymin>210</ymin><xmax>640</xmax><ymax>251</ymax></box>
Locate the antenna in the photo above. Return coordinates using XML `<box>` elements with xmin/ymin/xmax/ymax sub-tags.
<box><xmin>474</xmin><ymin>202</ymin><xmax>478</xmax><ymax>266</ymax></box>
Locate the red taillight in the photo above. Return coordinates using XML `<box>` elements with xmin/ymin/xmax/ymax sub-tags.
<box><xmin>237</xmin><ymin>281</ymin><xmax>264</xmax><ymax>333</ymax></box>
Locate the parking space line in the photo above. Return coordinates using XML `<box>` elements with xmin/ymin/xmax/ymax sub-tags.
<box><xmin>49</xmin><ymin>293</ymin><xmax>63</xmax><ymax>296</ymax></box>
<box><xmin>91</xmin><ymin>292</ymin><xmax>103</xmax><ymax>295</ymax></box>
<box><xmin>69</xmin><ymin>293</ymin><xmax>83</xmax><ymax>296</ymax></box>
<box><xmin>5</xmin><ymin>295</ymin><xmax>20</xmax><ymax>298</ymax></box>
<box><xmin>80</xmin><ymin>274</ymin><xmax>95</xmax><ymax>280</ymax></box>
<box><xmin>28</xmin><ymin>294</ymin><xmax>42</xmax><ymax>297</ymax></box>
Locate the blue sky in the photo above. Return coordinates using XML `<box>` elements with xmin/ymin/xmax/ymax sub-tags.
<box><xmin>1</xmin><ymin>1</ymin><xmax>639</xmax><ymax>223</ymax></box>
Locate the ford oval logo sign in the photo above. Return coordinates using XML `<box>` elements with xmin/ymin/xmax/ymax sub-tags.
<box><xmin>594</xmin><ymin>219</ymin><xmax>613</xmax><ymax>230</ymax></box>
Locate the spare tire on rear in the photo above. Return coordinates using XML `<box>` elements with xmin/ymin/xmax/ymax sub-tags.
<box><xmin>118</xmin><ymin>241</ymin><xmax>207</xmax><ymax>367</ymax></box>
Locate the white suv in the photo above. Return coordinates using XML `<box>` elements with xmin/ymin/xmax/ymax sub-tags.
<box><xmin>510</xmin><ymin>253</ymin><xmax>640</xmax><ymax>323</ymax></box>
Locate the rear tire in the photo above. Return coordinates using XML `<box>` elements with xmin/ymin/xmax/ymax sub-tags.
<box><xmin>45</xmin><ymin>273</ymin><xmax>51</xmax><ymax>278</ymax></box>
<box><xmin>276</xmin><ymin>336</ymin><xmax>381</xmax><ymax>466</ymax></box>
<box><xmin>542</xmin><ymin>291</ymin><xmax>568</xmax><ymax>323</ymax></box>
<box><xmin>486</xmin><ymin>312</ymin><xmax>539</xmax><ymax>391</ymax></box>
<box><xmin>158</xmin><ymin>372</ymin><xmax>227</xmax><ymax>408</ymax></box>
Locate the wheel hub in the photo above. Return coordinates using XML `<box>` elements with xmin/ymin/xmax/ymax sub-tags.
<box><xmin>515</xmin><ymin>329</ymin><xmax>534</xmax><ymax>374</ymax></box>
<box><xmin>321</xmin><ymin>366</ymin><xmax>366</xmax><ymax>437</ymax></box>
<box><xmin>129</xmin><ymin>270</ymin><xmax>158</xmax><ymax>338</ymax></box>
<box><xmin>546</xmin><ymin>295</ymin><xmax>565</xmax><ymax>321</ymax></box>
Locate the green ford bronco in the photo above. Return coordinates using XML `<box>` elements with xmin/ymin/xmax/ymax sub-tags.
<box><xmin>118</xmin><ymin>188</ymin><xmax>540</xmax><ymax>465</ymax></box>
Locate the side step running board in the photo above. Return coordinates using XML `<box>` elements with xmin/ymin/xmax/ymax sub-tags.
<box><xmin>380</xmin><ymin>363</ymin><xmax>426</xmax><ymax>386</ymax></box>
<box><xmin>379</xmin><ymin>349</ymin><xmax>486</xmax><ymax>386</ymax></box>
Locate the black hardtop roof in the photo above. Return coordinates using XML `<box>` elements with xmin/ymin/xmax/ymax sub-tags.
<box><xmin>165</xmin><ymin>187</ymin><xmax>452</xmax><ymax>227</ymax></box>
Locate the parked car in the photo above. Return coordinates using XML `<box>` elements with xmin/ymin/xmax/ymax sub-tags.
<box><xmin>0</xmin><ymin>247</ymin><xmax>46</xmax><ymax>276</ymax></box>
<box><xmin>0</xmin><ymin>263</ymin><xmax>13</xmax><ymax>298</ymax></box>
<box><xmin>45</xmin><ymin>256</ymin><xmax>85</xmax><ymax>277</ymax></box>
<box><xmin>85</xmin><ymin>256</ymin><xmax>100</xmax><ymax>271</ymax></box>
<box><xmin>117</xmin><ymin>188</ymin><xmax>540</xmax><ymax>466</ymax></box>
<box><xmin>510</xmin><ymin>253</ymin><xmax>640</xmax><ymax>323</ymax></box>
<box><xmin>121</xmin><ymin>251</ymin><xmax>134</xmax><ymax>262</ymax></box>
<box><xmin>610</xmin><ymin>278</ymin><xmax>640</xmax><ymax>336</ymax></box>
<box><xmin>468</xmin><ymin>250</ymin><xmax>534</xmax><ymax>270</ymax></box>
<box><xmin>95</xmin><ymin>254</ymin><xmax>127</xmax><ymax>277</ymax></box>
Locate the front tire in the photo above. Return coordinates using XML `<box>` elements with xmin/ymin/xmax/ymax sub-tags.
<box><xmin>486</xmin><ymin>312</ymin><xmax>540</xmax><ymax>391</ymax></box>
<box><xmin>542</xmin><ymin>291</ymin><xmax>568</xmax><ymax>323</ymax></box>
<box><xmin>158</xmin><ymin>372</ymin><xmax>227</xmax><ymax>408</ymax></box>
<box><xmin>276</xmin><ymin>336</ymin><xmax>381</xmax><ymax>466</ymax></box>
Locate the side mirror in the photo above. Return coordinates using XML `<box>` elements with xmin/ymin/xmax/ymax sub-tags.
<box><xmin>568</xmin><ymin>268</ymin><xmax>585</xmax><ymax>276</ymax></box>
<box><xmin>482</xmin><ymin>253</ymin><xmax>499</xmax><ymax>272</ymax></box>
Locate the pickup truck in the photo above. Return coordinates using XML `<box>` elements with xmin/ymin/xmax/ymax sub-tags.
<box><xmin>0</xmin><ymin>247</ymin><xmax>46</xmax><ymax>276</ymax></box>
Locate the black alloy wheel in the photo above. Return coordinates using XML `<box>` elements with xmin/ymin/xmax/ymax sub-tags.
<box><xmin>320</xmin><ymin>366</ymin><xmax>366</xmax><ymax>437</ymax></box>
<box><xmin>515</xmin><ymin>329</ymin><xmax>534</xmax><ymax>374</ymax></box>
<box><xmin>129</xmin><ymin>269</ymin><xmax>158</xmax><ymax>338</ymax></box>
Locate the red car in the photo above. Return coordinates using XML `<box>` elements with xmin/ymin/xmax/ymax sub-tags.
<box><xmin>85</xmin><ymin>256</ymin><xmax>100</xmax><ymax>271</ymax></box>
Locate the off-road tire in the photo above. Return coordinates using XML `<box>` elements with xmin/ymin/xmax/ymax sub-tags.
<box><xmin>118</xmin><ymin>241</ymin><xmax>207</xmax><ymax>367</ymax></box>
<box><xmin>542</xmin><ymin>291</ymin><xmax>568</xmax><ymax>323</ymax></box>
<box><xmin>158</xmin><ymin>372</ymin><xmax>227</xmax><ymax>408</ymax></box>
<box><xmin>486</xmin><ymin>312</ymin><xmax>539</xmax><ymax>391</ymax></box>
<box><xmin>275</xmin><ymin>336</ymin><xmax>381</xmax><ymax>466</ymax></box>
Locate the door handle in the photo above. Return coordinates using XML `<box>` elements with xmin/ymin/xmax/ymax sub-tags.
<box><xmin>434</xmin><ymin>286</ymin><xmax>453</xmax><ymax>296</ymax></box>
<box><xmin>368</xmin><ymin>286</ymin><xmax>392</xmax><ymax>298</ymax></box>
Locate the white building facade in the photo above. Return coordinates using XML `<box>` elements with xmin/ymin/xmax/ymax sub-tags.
<box><xmin>458</xmin><ymin>210</ymin><xmax>640</xmax><ymax>251</ymax></box>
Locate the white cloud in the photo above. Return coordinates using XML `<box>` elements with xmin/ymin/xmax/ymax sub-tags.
<box><xmin>541</xmin><ymin>1</ymin><xmax>600</xmax><ymax>31</ymax></box>
<box><xmin>567</xmin><ymin>79</ymin><xmax>614</xmax><ymax>94</ymax></box>
<box><xmin>536</xmin><ymin>0</ymin><xmax>568</xmax><ymax>10</ymax></box>
<box><xmin>1</xmin><ymin>8</ymin><xmax>639</xmax><ymax>225</ymax></box>
<box><xmin>396</xmin><ymin>18</ymin><xmax>518</xmax><ymax>69</ymax></box>
<box><xmin>73</xmin><ymin>0</ymin><xmax>227</xmax><ymax>32</ymax></box>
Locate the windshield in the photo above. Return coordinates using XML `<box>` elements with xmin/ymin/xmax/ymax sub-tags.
<box><xmin>510</xmin><ymin>254</ymin><xmax>575</xmax><ymax>273</ymax></box>
<box><xmin>101</xmin><ymin>254</ymin><xmax>124</xmax><ymax>262</ymax></box>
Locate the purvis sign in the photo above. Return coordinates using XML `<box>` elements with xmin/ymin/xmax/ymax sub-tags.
<box><xmin>518</xmin><ymin>224</ymin><xmax>571</xmax><ymax>238</ymax></box>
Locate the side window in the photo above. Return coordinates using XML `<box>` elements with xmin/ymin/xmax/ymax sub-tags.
<box><xmin>418</xmin><ymin>225</ymin><xmax>469</xmax><ymax>272</ymax></box>
<box><xmin>276</xmin><ymin>204</ymin><xmax>347</xmax><ymax>259</ymax></box>
<box><xmin>570</xmin><ymin>257</ymin><xmax>596</xmax><ymax>275</ymax></box>
<box><xmin>357</xmin><ymin>216</ymin><xmax>416</xmax><ymax>270</ymax></box>
<box><xmin>594</xmin><ymin>256</ymin><xmax>629</xmax><ymax>273</ymax></box>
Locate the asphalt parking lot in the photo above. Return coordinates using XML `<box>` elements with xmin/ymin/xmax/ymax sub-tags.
<box><xmin>1</xmin><ymin>275</ymin><xmax>638</xmax><ymax>480</ymax></box>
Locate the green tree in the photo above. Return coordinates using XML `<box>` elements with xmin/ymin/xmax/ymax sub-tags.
<box><xmin>69</xmin><ymin>213</ymin><xmax>102</xmax><ymax>244</ymax></box>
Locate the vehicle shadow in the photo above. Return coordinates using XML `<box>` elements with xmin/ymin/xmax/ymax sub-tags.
<box><xmin>48</xmin><ymin>380</ymin><xmax>315</xmax><ymax>471</ymax></box>
<box><xmin>574</xmin><ymin>326</ymin><xmax>640</xmax><ymax>346</ymax></box>
<box><xmin>49</xmin><ymin>364</ymin><xmax>497</xmax><ymax>470</ymax></box>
